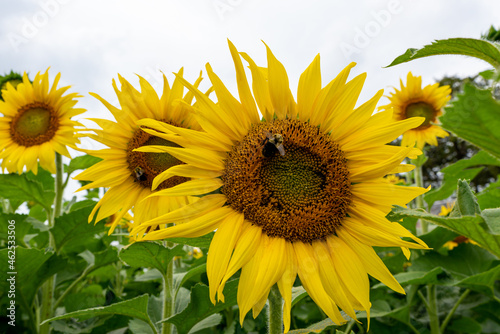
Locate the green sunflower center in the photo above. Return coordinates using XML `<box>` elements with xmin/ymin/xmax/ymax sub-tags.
<box><xmin>222</xmin><ymin>119</ymin><xmax>352</xmax><ymax>243</ymax></box>
<box><xmin>10</xmin><ymin>102</ymin><xmax>59</xmax><ymax>147</ymax></box>
<box><xmin>405</xmin><ymin>102</ymin><xmax>436</xmax><ymax>129</ymax></box>
<box><xmin>126</xmin><ymin>125</ymin><xmax>188</xmax><ymax>190</ymax></box>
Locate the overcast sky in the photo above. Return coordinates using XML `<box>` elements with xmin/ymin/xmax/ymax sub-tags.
<box><xmin>2</xmin><ymin>0</ymin><xmax>500</xmax><ymax>152</ymax></box>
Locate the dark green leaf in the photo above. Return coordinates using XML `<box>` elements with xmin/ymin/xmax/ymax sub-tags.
<box><xmin>0</xmin><ymin>212</ymin><xmax>36</xmax><ymax>247</ymax></box>
<box><xmin>0</xmin><ymin>173</ymin><xmax>55</xmax><ymax>210</ymax></box>
<box><xmin>119</xmin><ymin>242</ymin><xmax>184</xmax><ymax>276</ymax></box>
<box><xmin>163</xmin><ymin>281</ymin><xmax>239</xmax><ymax>334</ymax></box>
<box><xmin>440</xmin><ymin>84</ymin><xmax>500</xmax><ymax>160</ymax></box>
<box><xmin>168</xmin><ymin>232</ymin><xmax>215</xmax><ymax>248</ymax></box>
<box><xmin>41</xmin><ymin>294</ymin><xmax>157</xmax><ymax>334</ymax></box>
<box><xmin>66</xmin><ymin>155</ymin><xmax>103</xmax><ymax>175</ymax></box>
<box><xmin>189</xmin><ymin>314</ymin><xmax>222</xmax><ymax>333</ymax></box>
<box><xmin>52</xmin><ymin>205</ymin><xmax>102</xmax><ymax>253</ymax></box>
<box><xmin>454</xmin><ymin>264</ymin><xmax>500</xmax><ymax>298</ymax></box>
<box><xmin>424</xmin><ymin>151</ymin><xmax>500</xmax><ymax>207</ymax></box>
<box><xmin>64</xmin><ymin>284</ymin><xmax>106</xmax><ymax>313</ymax></box>
<box><xmin>419</xmin><ymin>226</ymin><xmax>459</xmax><ymax>251</ymax></box>
<box><xmin>388</xmin><ymin>206</ymin><xmax>500</xmax><ymax>258</ymax></box>
<box><xmin>173</xmin><ymin>264</ymin><xmax>207</xmax><ymax>297</ymax></box>
<box><xmin>129</xmin><ymin>319</ymin><xmax>155</xmax><ymax>334</ymax></box>
<box><xmin>0</xmin><ymin>247</ymin><xmax>66</xmax><ymax>313</ymax></box>
<box><xmin>375</xmin><ymin>267</ymin><xmax>443</xmax><ymax>287</ymax></box>
<box><xmin>25</xmin><ymin>166</ymin><xmax>55</xmax><ymax>191</ymax></box>
<box><xmin>387</xmin><ymin>38</ymin><xmax>500</xmax><ymax>69</ymax></box>
<box><xmin>448</xmin><ymin>317</ymin><xmax>482</xmax><ymax>334</ymax></box>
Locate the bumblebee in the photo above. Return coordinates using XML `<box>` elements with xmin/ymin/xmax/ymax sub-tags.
<box><xmin>133</xmin><ymin>166</ymin><xmax>147</xmax><ymax>182</ymax></box>
<box><xmin>260</xmin><ymin>131</ymin><xmax>285</xmax><ymax>158</ymax></box>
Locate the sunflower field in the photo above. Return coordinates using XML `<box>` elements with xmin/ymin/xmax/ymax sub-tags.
<box><xmin>1</xmin><ymin>26</ymin><xmax>500</xmax><ymax>334</ymax></box>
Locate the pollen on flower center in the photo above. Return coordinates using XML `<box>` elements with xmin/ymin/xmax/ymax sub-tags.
<box><xmin>126</xmin><ymin>124</ymin><xmax>188</xmax><ymax>190</ymax></box>
<box><xmin>10</xmin><ymin>102</ymin><xmax>59</xmax><ymax>146</ymax></box>
<box><xmin>222</xmin><ymin>119</ymin><xmax>352</xmax><ymax>243</ymax></box>
<box><xmin>405</xmin><ymin>102</ymin><xmax>436</xmax><ymax>129</ymax></box>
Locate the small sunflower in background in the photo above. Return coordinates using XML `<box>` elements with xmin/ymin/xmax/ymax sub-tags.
<box><xmin>132</xmin><ymin>41</ymin><xmax>429</xmax><ymax>331</ymax></box>
<box><xmin>381</xmin><ymin>72</ymin><xmax>451</xmax><ymax>149</ymax></box>
<box><xmin>0</xmin><ymin>71</ymin><xmax>24</xmax><ymax>99</ymax></box>
<box><xmin>74</xmin><ymin>71</ymin><xmax>202</xmax><ymax>233</ymax></box>
<box><xmin>0</xmin><ymin>70</ymin><xmax>84</xmax><ymax>174</ymax></box>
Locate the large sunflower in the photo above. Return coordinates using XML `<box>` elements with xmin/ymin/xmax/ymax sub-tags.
<box><xmin>132</xmin><ymin>42</ymin><xmax>429</xmax><ymax>331</ymax></box>
<box><xmin>74</xmin><ymin>71</ymin><xmax>202</xmax><ymax>233</ymax></box>
<box><xmin>0</xmin><ymin>70</ymin><xmax>84</xmax><ymax>174</ymax></box>
<box><xmin>381</xmin><ymin>72</ymin><xmax>451</xmax><ymax>149</ymax></box>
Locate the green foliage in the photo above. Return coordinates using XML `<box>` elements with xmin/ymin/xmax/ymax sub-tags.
<box><xmin>440</xmin><ymin>83</ymin><xmax>500</xmax><ymax>160</ymax></box>
<box><xmin>387</xmin><ymin>38</ymin><xmax>500</xmax><ymax>70</ymax></box>
<box><xmin>0</xmin><ymin>171</ymin><xmax>55</xmax><ymax>211</ymax></box>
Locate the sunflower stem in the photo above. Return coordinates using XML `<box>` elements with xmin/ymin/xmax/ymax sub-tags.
<box><xmin>414</xmin><ymin>164</ymin><xmax>427</xmax><ymax>234</ymax></box>
<box><xmin>40</xmin><ymin>153</ymin><xmax>64</xmax><ymax>334</ymax></box>
<box><xmin>440</xmin><ymin>289</ymin><xmax>470</xmax><ymax>333</ymax></box>
<box><xmin>268</xmin><ymin>284</ymin><xmax>283</xmax><ymax>334</ymax></box>
<box><xmin>162</xmin><ymin>239</ymin><xmax>174</xmax><ymax>334</ymax></box>
<box><xmin>427</xmin><ymin>285</ymin><xmax>440</xmax><ymax>334</ymax></box>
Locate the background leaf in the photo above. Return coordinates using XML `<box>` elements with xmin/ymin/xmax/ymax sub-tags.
<box><xmin>66</xmin><ymin>155</ymin><xmax>103</xmax><ymax>175</ymax></box>
<box><xmin>119</xmin><ymin>242</ymin><xmax>184</xmax><ymax>276</ymax></box>
<box><xmin>440</xmin><ymin>84</ymin><xmax>500</xmax><ymax>160</ymax></box>
<box><xmin>0</xmin><ymin>172</ymin><xmax>55</xmax><ymax>210</ymax></box>
<box><xmin>387</xmin><ymin>38</ymin><xmax>500</xmax><ymax>69</ymax></box>
<box><xmin>42</xmin><ymin>294</ymin><xmax>158</xmax><ymax>334</ymax></box>
<box><xmin>163</xmin><ymin>280</ymin><xmax>239</xmax><ymax>334</ymax></box>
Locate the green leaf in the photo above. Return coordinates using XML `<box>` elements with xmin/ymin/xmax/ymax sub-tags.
<box><xmin>0</xmin><ymin>173</ymin><xmax>55</xmax><ymax>210</ymax></box>
<box><xmin>440</xmin><ymin>84</ymin><xmax>500</xmax><ymax>160</ymax></box>
<box><xmin>387</xmin><ymin>38</ymin><xmax>500</xmax><ymax>69</ymax></box>
<box><xmin>424</xmin><ymin>151</ymin><xmax>500</xmax><ymax>207</ymax></box>
<box><xmin>0</xmin><ymin>247</ymin><xmax>66</xmax><ymax>313</ymax></box>
<box><xmin>388</xmin><ymin>206</ymin><xmax>500</xmax><ymax>258</ymax></box>
<box><xmin>0</xmin><ymin>213</ymin><xmax>37</xmax><ymax>247</ymax></box>
<box><xmin>189</xmin><ymin>314</ymin><xmax>222</xmax><ymax>333</ymax></box>
<box><xmin>119</xmin><ymin>242</ymin><xmax>184</xmax><ymax>276</ymax></box>
<box><xmin>25</xmin><ymin>166</ymin><xmax>55</xmax><ymax>191</ymax></box>
<box><xmin>454</xmin><ymin>264</ymin><xmax>500</xmax><ymax>298</ymax></box>
<box><xmin>448</xmin><ymin>317</ymin><xmax>482</xmax><ymax>334</ymax></box>
<box><xmin>163</xmin><ymin>281</ymin><xmax>239</xmax><ymax>334</ymax></box>
<box><xmin>52</xmin><ymin>205</ymin><xmax>103</xmax><ymax>254</ymax></box>
<box><xmin>173</xmin><ymin>264</ymin><xmax>207</xmax><ymax>298</ymax></box>
<box><xmin>477</xmin><ymin>178</ymin><xmax>500</xmax><ymax>209</ymax></box>
<box><xmin>291</xmin><ymin>286</ymin><xmax>308</xmax><ymax>308</ymax></box>
<box><xmin>42</xmin><ymin>294</ymin><xmax>158</xmax><ymax>334</ymax></box>
<box><xmin>374</xmin><ymin>267</ymin><xmax>443</xmax><ymax>288</ymax></box>
<box><xmin>66</xmin><ymin>155</ymin><xmax>103</xmax><ymax>175</ymax></box>
<box><xmin>168</xmin><ymin>232</ymin><xmax>215</xmax><ymax>248</ymax></box>
<box><xmin>287</xmin><ymin>318</ymin><xmax>337</xmax><ymax>334</ymax></box>
<box><xmin>481</xmin><ymin>208</ymin><xmax>500</xmax><ymax>234</ymax></box>
<box><xmin>64</xmin><ymin>284</ymin><xmax>106</xmax><ymax>313</ymax></box>
<box><xmin>455</xmin><ymin>180</ymin><xmax>481</xmax><ymax>216</ymax></box>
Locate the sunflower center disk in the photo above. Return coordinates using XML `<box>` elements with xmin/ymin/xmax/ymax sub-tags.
<box><xmin>405</xmin><ymin>102</ymin><xmax>436</xmax><ymax>129</ymax></box>
<box><xmin>222</xmin><ymin>119</ymin><xmax>352</xmax><ymax>243</ymax></box>
<box><xmin>10</xmin><ymin>102</ymin><xmax>59</xmax><ymax>146</ymax></box>
<box><xmin>126</xmin><ymin>126</ymin><xmax>188</xmax><ymax>190</ymax></box>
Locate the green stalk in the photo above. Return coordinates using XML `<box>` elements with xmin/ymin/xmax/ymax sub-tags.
<box><xmin>268</xmin><ymin>284</ymin><xmax>283</xmax><ymax>334</ymax></box>
<box><xmin>40</xmin><ymin>153</ymin><xmax>64</xmax><ymax>334</ymax></box>
<box><xmin>440</xmin><ymin>289</ymin><xmax>470</xmax><ymax>333</ymax></box>
<box><xmin>414</xmin><ymin>164</ymin><xmax>428</xmax><ymax>234</ymax></box>
<box><xmin>427</xmin><ymin>285</ymin><xmax>440</xmax><ymax>334</ymax></box>
<box><xmin>162</xmin><ymin>239</ymin><xmax>174</xmax><ymax>334</ymax></box>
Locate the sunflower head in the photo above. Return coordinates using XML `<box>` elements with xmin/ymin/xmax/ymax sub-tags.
<box><xmin>0</xmin><ymin>71</ymin><xmax>24</xmax><ymax>100</ymax></box>
<box><xmin>74</xmin><ymin>70</ymin><xmax>202</xmax><ymax>233</ymax></box>
<box><xmin>0</xmin><ymin>70</ymin><xmax>84</xmax><ymax>174</ymax></box>
<box><xmin>133</xmin><ymin>41</ymin><xmax>430</xmax><ymax>332</ymax></box>
<box><xmin>381</xmin><ymin>72</ymin><xmax>451</xmax><ymax>149</ymax></box>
